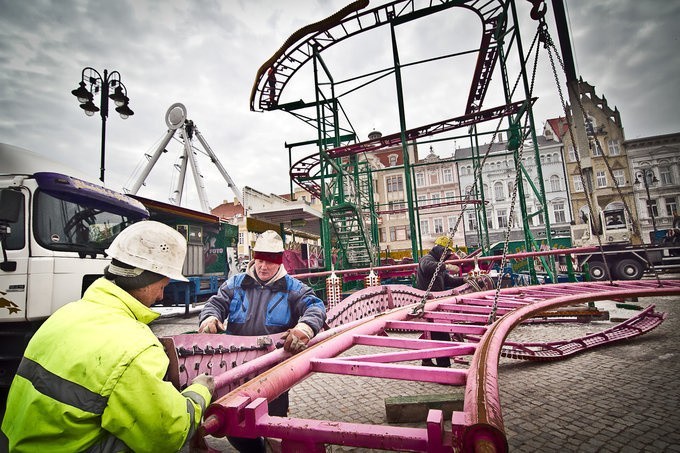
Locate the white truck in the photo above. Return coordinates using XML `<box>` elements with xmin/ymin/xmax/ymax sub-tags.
<box><xmin>571</xmin><ymin>204</ymin><xmax>680</xmax><ymax>281</ymax></box>
<box><xmin>0</xmin><ymin>143</ymin><xmax>150</xmax><ymax>404</ymax></box>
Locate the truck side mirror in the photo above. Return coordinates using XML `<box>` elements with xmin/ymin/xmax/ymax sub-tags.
<box><xmin>0</xmin><ymin>189</ymin><xmax>21</xmax><ymax>272</ymax></box>
<box><xmin>0</xmin><ymin>189</ymin><xmax>22</xmax><ymax>223</ymax></box>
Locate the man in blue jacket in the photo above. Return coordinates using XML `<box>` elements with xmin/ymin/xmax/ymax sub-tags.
<box><xmin>198</xmin><ymin>229</ymin><xmax>326</xmax><ymax>452</ymax></box>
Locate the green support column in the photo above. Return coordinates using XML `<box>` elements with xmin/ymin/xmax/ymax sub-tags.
<box><xmin>390</xmin><ymin>23</ymin><xmax>419</xmax><ymax>260</ymax></box>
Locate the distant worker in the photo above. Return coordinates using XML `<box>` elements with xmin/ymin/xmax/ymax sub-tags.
<box><xmin>198</xmin><ymin>229</ymin><xmax>326</xmax><ymax>453</ymax></box>
<box><xmin>415</xmin><ymin>235</ymin><xmax>466</xmax><ymax>368</ymax></box>
<box><xmin>267</xmin><ymin>66</ymin><xmax>277</xmax><ymax>106</ymax></box>
<box><xmin>2</xmin><ymin>221</ymin><xmax>215</xmax><ymax>453</ymax></box>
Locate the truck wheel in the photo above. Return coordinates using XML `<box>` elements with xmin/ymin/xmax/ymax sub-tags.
<box><xmin>614</xmin><ymin>258</ymin><xmax>644</xmax><ymax>280</ymax></box>
<box><xmin>588</xmin><ymin>261</ymin><xmax>610</xmax><ymax>281</ymax></box>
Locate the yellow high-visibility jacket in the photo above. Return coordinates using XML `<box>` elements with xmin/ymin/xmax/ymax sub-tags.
<box><xmin>2</xmin><ymin>277</ymin><xmax>212</xmax><ymax>453</ymax></box>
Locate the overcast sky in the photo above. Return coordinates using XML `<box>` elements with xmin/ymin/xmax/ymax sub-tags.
<box><xmin>1</xmin><ymin>0</ymin><xmax>679</xmax><ymax>212</ymax></box>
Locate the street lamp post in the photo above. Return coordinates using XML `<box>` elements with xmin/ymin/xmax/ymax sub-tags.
<box><xmin>71</xmin><ymin>68</ymin><xmax>134</xmax><ymax>184</ymax></box>
<box><xmin>634</xmin><ymin>168</ymin><xmax>659</xmax><ymax>241</ymax></box>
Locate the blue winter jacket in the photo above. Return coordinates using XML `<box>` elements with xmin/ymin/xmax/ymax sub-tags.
<box><xmin>199</xmin><ymin>268</ymin><xmax>326</xmax><ymax>337</ymax></box>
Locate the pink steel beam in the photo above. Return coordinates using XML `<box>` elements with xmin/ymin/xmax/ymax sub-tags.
<box><xmin>462</xmin><ymin>280</ymin><xmax>680</xmax><ymax>453</ymax></box>
<box><xmin>198</xmin><ymin>280</ymin><xmax>680</xmax><ymax>452</ymax></box>
<box><xmin>499</xmin><ymin>304</ymin><xmax>667</xmax><ymax>361</ymax></box>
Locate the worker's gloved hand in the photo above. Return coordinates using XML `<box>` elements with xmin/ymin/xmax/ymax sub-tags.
<box><xmin>191</xmin><ymin>373</ymin><xmax>215</xmax><ymax>395</ymax></box>
<box><xmin>198</xmin><ymin>316</ymin><xmax>225</xmax><ymax>334</ymax></box>
<box><xmin>281</xmin><ymin>323</ymin><xmax>314</xmax><ymax>354</ymax></box>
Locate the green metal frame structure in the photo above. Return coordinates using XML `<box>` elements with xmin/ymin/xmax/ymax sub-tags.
<box><xmin>250</xmin><ymin>0</ymin><xmax>559</xmax><ymax>282</ymax></box>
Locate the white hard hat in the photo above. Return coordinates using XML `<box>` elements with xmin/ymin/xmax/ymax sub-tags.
<box><xmin>253</xmin><ymin>230</ymin><xmax>284</xmax><ymax>253</ymax></box>
<box><xmin>105</xmin><ymin>220</ymin><xmax>188</xmax><ymax>282</ymax></box>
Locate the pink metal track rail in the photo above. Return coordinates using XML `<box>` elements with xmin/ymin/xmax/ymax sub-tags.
<box><xmin>183</xmin><ymin>279</ymin><xmax>680</xmax><ymax>452</ymax></box>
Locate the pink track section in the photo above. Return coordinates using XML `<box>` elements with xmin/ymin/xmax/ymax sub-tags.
<box><xmin>162</xmin><ymin>278</ymin><xmax>494</xmax><ymax>396</ymax></box>
<box><xmin>178</xmin><ymin>280</ymin><xmax>680</xmax><ymax>452</ymax></box>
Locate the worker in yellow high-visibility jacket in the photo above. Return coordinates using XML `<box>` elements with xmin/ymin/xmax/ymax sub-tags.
<box><xmin>2</xmin><ymin>221</ymin><xmax>214</xmax><ymax>453</ymax></box>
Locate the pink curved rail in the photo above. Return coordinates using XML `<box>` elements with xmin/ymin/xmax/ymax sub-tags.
<box><xmin>193</xmin><ymin>280</ymin><xmax>680</xmax><ymax>452</ymax></box>
<box><xmin>161</xmin><ymin>278</ymin><xmax>493</xmax><ymax>397</ymax></box>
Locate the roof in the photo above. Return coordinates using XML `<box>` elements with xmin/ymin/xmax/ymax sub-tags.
<box><xmin>249</xmin><ymin>201</ymin><xmax>322</xmax><ymax>237</ymax></box>
<box><xmin>130</xmin><ymin>195</ymin><xmax>221</xmax><ymax>226</ymax></box>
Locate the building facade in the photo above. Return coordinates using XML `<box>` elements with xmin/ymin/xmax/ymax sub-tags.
<box><xmin>547</xmin><ymin>80</ymin><xmax>637</xmax><ymax>239</ymax></box>
<box><xmin>625</xmin><ymin>133</ymin><xmax>680</xmax><ymax>242</ymax></box>
<box><xmin>456</xmin><ymin>134</ymin><xmax>572</xmax><ymax>249</ymax></box>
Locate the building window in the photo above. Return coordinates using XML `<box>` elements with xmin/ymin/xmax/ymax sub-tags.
<box><xmin>420</xmin><ymin>219</ymin><xmax>429</xmax><ymax>236</ymax></box>
<box><xmin>442</xmin><ymin>167</ymin><xmax>454</xmax><ymax>183</ymax></box>
<box><xmin>592</xmin><ymin>141</ymin><xmax>603</xmax><ymax>157</ymax></box>
<box><xmin>553</xmin><ymin>202</ymin><xmax>566</xmax><ymax>223</ymax></box>
<box><xmin>444</xmin><ymin>191</ymin><xmax>456</xmax><ymax>202</ymax></box>
<box><xmin>550</xmin><ymin>175</ymin><xmax>561</xmax><ymax>192</ymax></box>
<box><xmin>466</xmin><ymin>213</ymin><xmax>478</xmax><ymax>231</ymax></box>
<box><xmin>647</xmin><ymin>199</ymin><xmax>659</xmax><ymax>217</ymax></box>
<box><xmin>433</xmin><ymin>218</ymin><xmax>444</xmax><ymax>234</ymax></box>
<box><xmin>447</xmin><ymin>215</ymin><xmax>456</xmax><ymax>231</ymax></box>
<box><xmin>568</xmin><ymin>145</ymin><xmax>577</xmax><ymax>162</ymax></box>
<box><xmin>379</xmin><ymin>228</ymin><xmax>386</xmax><ymax>242</ymax></box>
<box><xmin>386</xmin><ymin>175</ymin><xmax>403</xmax><ymax>192</ymax></box>
<box><xmin>573</xmin><ymin>175</ymin><xmax>583</xmax><ymax>192</ymax></box>
<box><xmin>660</xmin><ymin>167</ymin><xmax>674</xmax><ymax>185</ymax></box>
<box><xmin>666</xmin><ymin>198</ymin><xmax>678</xmax><ymax>217</ymax></box>
<box><xmin>596</xmin><ymin>171</ymin><xmax>607</xmax><ymax>188</ymax></box>
<box><xmin>536</xmin><ymin>208</ymin><xmax>545</xmax><ymax>225</ymax></box>
<box><xmin>496</xmin><ymin>209</ymin><xmax>508</xmax><ymax>228</ymax></box>
<box><xmin>389</xmin><ymin>226</ymin><xmax>409</xmax><ymax>241</ymax></box>
<box><xmin>417</xmin><ymin>194</ymin><xmax>427</xmax><ymax>206</ymax></box>
<box><xmin>431</xmin><ymin>193</ymin><xmax>441</xmax><ymax>205</ymax></box>
<box><xmin>607</xmin><ymin>139</ymin><xmax>620</xmax><ymax>156</ymax></box>
<box><xmin>494</xmin><ymin>182</ymin><xmax>504</xmax><ymax>200</ymax></box>
<box><xmin>545</xmin><ymin>154</ymin><xmax>552</xmax><ymax>164</ymax></box>
<box><xmin>613</xmin><ymin>169</ymin><xmax>625</xmax><ymax>186</ymax></box>
<box><xmin>238</xmin><ymin>232</ymin><xmax>245</xmax><ymax>244</ymax></box>
<box><xmin>415</xmin><ymin>172</ymin><xmax>425</xmax><ymax>188</ymax></box>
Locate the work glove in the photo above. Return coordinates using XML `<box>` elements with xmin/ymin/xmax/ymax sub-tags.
<box><xmin>198</xmin><ymin>316</ymin><xmax>225</xmax><ymax>334</ymax></box>
<box><xmin>281</xmin><ymin>323</ymin><xmax>314</xmax><ymax>354</ymax></box>
<box><xmin>191</xmin><ymin>373</ymin><xmax>215</xmax><ymax>395</ymax></box>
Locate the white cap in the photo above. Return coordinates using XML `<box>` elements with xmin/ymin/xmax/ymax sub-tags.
<box><xmin>253</xmin><ymin>230</ymin><xmax>284</xmax><ymax>253</ymax></box>
<box><xmin>105</xmin><ymin>220</ymin><xmax>188</xmax><ymax>282</ymax></box>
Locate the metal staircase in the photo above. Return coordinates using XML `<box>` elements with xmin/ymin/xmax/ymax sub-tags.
<box><xmin>327</xmin><ymin>202</ymin><xmax>374</xmax><ymax>268</ymax></box>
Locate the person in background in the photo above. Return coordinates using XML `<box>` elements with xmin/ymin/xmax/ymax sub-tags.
<box><xmin>415</xmin><ymin>235</ymin><xmax>466</xmax><ymax>367</ymax></box>
<box><xmin>267</xmin><ymin>66</ymin><xmax>277</xmax><ymax>106</ymax></box>
<box><xmin>2</xmin><ymin>221</ymin><xmax>214</xmax><ymax>453</ymax></box>
<box><xmin>198</xmin><ymin>229</ymin><xmax>326</xmax><ymax>453</ymax></box>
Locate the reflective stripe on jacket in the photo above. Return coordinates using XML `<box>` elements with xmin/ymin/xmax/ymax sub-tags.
<box><xmin>1</xmin><ymin>277</ymin><xmax>211</xmax><ymax>453</ymax></box>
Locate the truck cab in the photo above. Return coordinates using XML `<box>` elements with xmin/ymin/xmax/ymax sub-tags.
<box><xmin>572</xmin><ymin>205</ymin><xmax>633</xmax><ymax>247</ymax></box>
<box><xmin>0</xmin><ymin>143</ymin><xmax>149</xmax><ymax>403</ymax></box>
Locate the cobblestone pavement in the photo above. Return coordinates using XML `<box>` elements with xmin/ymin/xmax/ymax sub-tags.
<box><xmin>151</xmin><ymin>293</ymin><xmax>680</xmax><ymax>452</ymax></box>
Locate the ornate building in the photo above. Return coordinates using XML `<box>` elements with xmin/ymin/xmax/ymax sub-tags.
<box><xmin>546</xmin><ymin>79</ymin><xmax>636</xmax><ymax>239</ymax></box>
<box><xmin>625</xmin><ymin>133</ymin><xmax>680</xmax><ymax>242</ymax></box>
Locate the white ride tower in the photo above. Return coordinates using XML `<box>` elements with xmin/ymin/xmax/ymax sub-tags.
<box><xmin>125</xmin><ymin>103</ymin><xmax>242</xmax><ymax>212</ymax></box>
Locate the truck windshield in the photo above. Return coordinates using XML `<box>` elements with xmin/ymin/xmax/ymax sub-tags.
<box><xmin>33</xmin><ymin>190</ymin><xmax>141</xmax><ymax>255</ymax></box>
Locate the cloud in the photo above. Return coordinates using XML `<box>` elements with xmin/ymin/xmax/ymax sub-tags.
<box><xmin>1</xmin><ymin>0</ymin><xmax>678</xmax><ymax>212</ymax></box>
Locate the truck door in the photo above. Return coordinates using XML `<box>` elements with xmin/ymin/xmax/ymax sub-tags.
<box><xmin>0</xmin><ymin>188</ymin><xmax>28</xmax><ymax>323</ymax></box>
